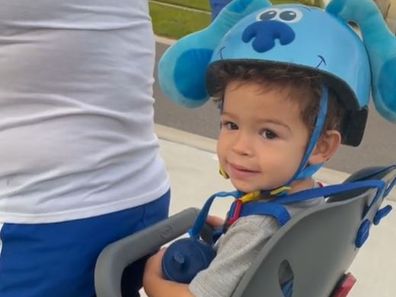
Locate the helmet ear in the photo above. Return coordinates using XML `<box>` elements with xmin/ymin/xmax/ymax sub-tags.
<box><xmin>327</xmin><ymin>0</ymin><xmax>396</xmax><ymax>122</ymax></box>
<box><xmin>158</xmin><ymin>0</ymin><xmax>271</xmax><ymax>108</ymax></box>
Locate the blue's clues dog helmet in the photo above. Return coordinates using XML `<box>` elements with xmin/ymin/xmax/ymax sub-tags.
<box><xmin>158</xmin><ymin>0</ymin><xmax>396</xmax><ymax>147</ymax></box>
<box><xmin>207</xmin><ymin>3</ymin><xmax>370</xmax><ymax>146</ymax></box>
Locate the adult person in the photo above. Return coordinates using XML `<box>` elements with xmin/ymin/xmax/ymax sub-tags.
<box><xmin>0</xmin><ymin>1</ymin><xmax>170</xmax><ymax>297</ymax></box>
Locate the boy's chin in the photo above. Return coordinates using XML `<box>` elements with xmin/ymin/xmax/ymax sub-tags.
<box><xmin>231</xmin><ymin>180</ymin><xmax>292</xmax><ymax>194</ymax></box>
<box><xmin>231</xmin><ymin>181</ymin><xmax>264</xmax><ymax>194</ymax></box>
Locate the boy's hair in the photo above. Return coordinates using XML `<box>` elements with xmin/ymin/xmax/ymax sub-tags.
<box><xmin>208</xmin><ymin>62</ymin><xmax>345</xmax><ymax>134</ymax></box>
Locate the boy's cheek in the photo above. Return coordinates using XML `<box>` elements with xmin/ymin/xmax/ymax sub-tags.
<box><xmin>217</xmin><ymin>137</ymin><xmax>228</xmax><ymax>156</ymax></box>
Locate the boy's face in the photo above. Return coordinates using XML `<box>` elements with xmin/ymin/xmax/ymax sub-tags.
<box><xmin>217</xmin><ymin>80</ymin><xmax>310</xmax><ymax>193</ymax></box>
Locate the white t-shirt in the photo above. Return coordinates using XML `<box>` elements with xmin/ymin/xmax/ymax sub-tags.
<box><xmin>0</xmin><ymin>0</ymin><xmax>170</xmax><ymax>223</ymax></box>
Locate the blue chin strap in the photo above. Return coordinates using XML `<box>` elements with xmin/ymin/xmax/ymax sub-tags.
<box><xmin>290</xmin><ymin>84</ymin><xmax>329</xmax><ymax>181</ymax></box>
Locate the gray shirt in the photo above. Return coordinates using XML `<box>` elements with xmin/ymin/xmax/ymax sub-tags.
<box><xmin>189</xmin><ymin>198</ymin><xmax>325</xmax><ymax>297</ymax></box>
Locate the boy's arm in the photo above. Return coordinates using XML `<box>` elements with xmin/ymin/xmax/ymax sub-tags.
<box><xmin>143</xmin><ymin>249</ymin><xmax>196</xmax><ymax>297</ymax></box>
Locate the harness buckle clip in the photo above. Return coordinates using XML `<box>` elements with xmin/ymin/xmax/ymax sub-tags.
<box><xmin>226</xmin><ymin>199</ymin><xmax>243</xmax><ymax>226</ymax></box>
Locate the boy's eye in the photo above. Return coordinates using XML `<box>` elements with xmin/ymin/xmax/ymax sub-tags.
<box><xmin>221</xmin><ymin>121</ymin><xmax>238</xmax><ymax>130</ymax></box>
<box><xmin>261</xmin><ymin>129</ymin><xmax>277</xmax><ymax>139</ymax></box>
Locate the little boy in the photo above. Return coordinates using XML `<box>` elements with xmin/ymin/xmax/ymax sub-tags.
<box><xmin>144</xmin><ymin>0</ymin><xmax>395</xmax><ymax>296</ymax></box>
<box><xmin>143</xmin><ymin>61</ymin><xmax>343</xmax><ymax>297</ymax></box>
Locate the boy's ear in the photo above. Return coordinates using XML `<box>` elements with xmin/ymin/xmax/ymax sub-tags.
<box><xmin>309</xmin><ymin>130</ymin><xmax>342</xmax><ymax>165</ymax></box>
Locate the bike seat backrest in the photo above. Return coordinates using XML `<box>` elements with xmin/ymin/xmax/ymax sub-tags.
<box><xmin>231</xmin><ymin>166</ymin><xmax>396</xmax><ymax>297</ymax></box>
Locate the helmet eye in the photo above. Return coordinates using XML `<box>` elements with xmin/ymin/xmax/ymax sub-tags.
<box><xmin>279</xmin><ymin>9</ymin><xmax>302</xmax><ymax>23</ymax></box>
<box><xmin>258</xmin><ymin>10</ymin><xmax>278</xmax><ymax>21</ymax></box>
<box><xmin>257</xmin><ymin>8</ymin><xmax>303</xmax><ymax>23</ymax></box>
<box><xmin>280</xmin><ymin>10</ymin><xmax>297</xmax><ymax>21</ymax></box>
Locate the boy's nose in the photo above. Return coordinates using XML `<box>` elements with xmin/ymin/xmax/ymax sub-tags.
<box><xmin>231</xmin><ymin>132</ymin><xmax>253</xmax><ymax>156</ymax></box>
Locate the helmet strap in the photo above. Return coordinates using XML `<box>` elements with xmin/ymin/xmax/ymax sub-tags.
<box><xmin>262</xmin><ymin>85</ymin><xmax>329</xmax><ymax>197</ymax></box>
<box><xmin>219</xmin><ymin>166</ymin><xmax>230</xmax><ymax>179</ymax></box>
<box><xmin>293</xmin><ymin>85</ymin><xmax>329</xmax><ymax>181</ymax></box>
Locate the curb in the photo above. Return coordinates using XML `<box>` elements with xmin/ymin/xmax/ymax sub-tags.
<box><xmin>156</xmin><ymin>124</ymin><xmax>216</xmax><ymax>153</ymax></box>
<box><xmin>155</xmin><ymin>35</ymin><xmax>175</xmax><ymax>46</ymax></box>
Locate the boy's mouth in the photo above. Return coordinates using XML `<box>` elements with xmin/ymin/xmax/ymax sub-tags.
<box><xmin>228</xmin><ymin>163</ymin><xmax>260</xmax><ymax>179</ymax></box>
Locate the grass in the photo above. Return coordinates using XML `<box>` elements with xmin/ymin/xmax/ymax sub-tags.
<box><xmin>153</xmin><ymin>0</ymin><xmax>323</xmax><ymax>10</ymax></box>
<box><xmin>149</xmin><ymin>2</ymin><xmax>211</xmax><ymax>39</ymax></box>
<box><xmin>272</xmin><ymin>0</ymin><xmax>324</xmax><ymax>5</ymax></box>
<box><xmin>153</xmin><ymin>0</ymin><xmax>211</xmax><ymax>11</ymax></box>
<box><xmin>150</xmin><ymin>0</ymin><xmax>325</xmax><ymax>39</ymax></box>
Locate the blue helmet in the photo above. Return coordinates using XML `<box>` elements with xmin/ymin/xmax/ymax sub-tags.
<box><xmin>158</xmin><ymin>0</ymin><xmax>396</xmax><ymax>147</ymax></box>
<box><xmin>206</xmin><ymin>4</ymin><xmax>370</xmax><ymax>146</ymax></box>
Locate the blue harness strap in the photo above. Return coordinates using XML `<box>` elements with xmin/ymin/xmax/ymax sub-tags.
<box><xmin>189</xmin><ymin>179</ymin><xmax>388</xmax><ymax>247</ymax></box>
<box><xmin>240</xmin><ymin>202</ymin><xmax>292</xmax><ymax>226</ymax></box>
<box><xmin>189</xmin><ymin>190</ymin><xmax>242</xmax><ymax>239</ymax></box>
<box><xmin>237</xmin><ymin>180</ymin><xmax>386</xmax><ymax>226</ymax></box>
<box><xmin>162</xmin><ymin>177</ymin><xmax>394</xmax><ymax>284</ymax></box>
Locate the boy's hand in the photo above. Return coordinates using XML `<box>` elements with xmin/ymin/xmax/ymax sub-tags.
<box><xmin>144</xmin><ymin>248</ymin><xmax>166</xmax><ymax>281</ymax></box>
<box><xmin>143</xmin><ymin>248</ymin><xmax>194</xmax><ymax>297</ymax></box>
<box><xmin>206</xmin><ymin>215</ymin><xmax>225</xmax><ymax>228</ymax></box>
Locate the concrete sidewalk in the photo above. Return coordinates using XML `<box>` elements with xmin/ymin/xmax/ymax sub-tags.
<box><xmin>151</xmin><ymin>124</ymin><xmax>396</xmax><ymax>297</ymax></box>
